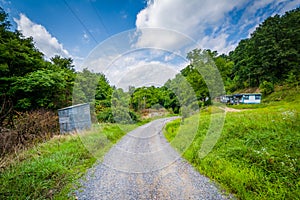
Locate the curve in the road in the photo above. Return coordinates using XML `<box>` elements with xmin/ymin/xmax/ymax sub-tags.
<box><xmin>74</xmin><ymin>117</ymin><xmax>230</xmax><ymax>200</ymax></box>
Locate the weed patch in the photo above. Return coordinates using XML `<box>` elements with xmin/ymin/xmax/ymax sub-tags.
<box><xmin>0</xmin><ymin>123</ymin><xmax>137</xmax><ymax>199</ymax></box>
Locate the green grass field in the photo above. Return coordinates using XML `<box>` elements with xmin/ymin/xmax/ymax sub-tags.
<box><xmin>164</xmin><ymin>87</ymin><xmax>300</xmax><ymax>199</ymax></box>
<box><xmin>0</xmin><ymin>123</ymin><xmax>138</xmax><ymax>200</ymax></box>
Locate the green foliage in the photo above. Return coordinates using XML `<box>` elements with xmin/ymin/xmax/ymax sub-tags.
<box><xmin>165</xmin><ymin>48</ymin><xmax>227</xmax><ymax>110</ymax></box>
<box><xmin>11</xmin><ymin>69</ymin><xmax>70</xmax><ymax>109</ymax></box>
<box><xmin>95</xmin><ymin>74</ymin><xmax>113</xmax><ymax>101</ymax></box>
<box><xmin>0</xmin><ymin>7</ymin><xmax>10</xmax><ymax>30</ymax></box>
<box><xmin>263</xmin><ymin>85</ymin><xmax>300</xmax><ymax>103</ymax></box>
<box><xmin>164</xmin><ymin>118</ymin><xmax>181</xmax><ymax>141</ymax></box>
<box><xmin>73</xmin><ymin>69</ymin><xmax>120</xmax><ymax>123</ymax></box>
<box><xmin>180</xmin><ymin>105</ymin><xmax>191</xmax><ymax>121</ymax></box>
<box><xmin>259</xmin><ymin>81</ymin><xmax>274</xmax><ymax>96</ymax></box>
<box><xmin>111</xmin><ymin>88</ymin><xmax>135</xmax><ymax>124</ymax></box>
<box><xmin>230</xmin><ymin>8</ymin><xmax>300</xmax><ymax>89</ymax></box>
<box><xmin>0</xmin><ymin>135</ymin><xmax>95</xmax><ymax>200</ymax></box>
<box><xmin>0</xmin><ymin>8</ymin><xmax>75</xmax><ymax>112</ymax></box>
<box><xmin>51</xmin><ymin>55</ymin><xmax>75</xmax><ymax>71</ymax></box>
<box><xmin>73</xmin><ymin>68</ymin><xmax>100</xmax><ymax>104</ymax></box>
<box><xmin>2</xmin><ymin>6</ymin><xmax>298</xmax><ymax>125</ymax></box>
<box><xmin>130</xmin><ymin>86</ymin><xmax>177</xmax><ymax>112</ymax></box>
<box><xmin>96</xmin><ymin>107</ymin><xmax>114</xmax><ymax>123</ymax></box>
<box><xmin>164</xmin><ymin>74</ymin><xmax>197</xmax><ymax>110</ymax></box>
<box><xmin>286</xmin><ymin>72</ymin><xmax>299</xmax><ymax>87</ymax></box>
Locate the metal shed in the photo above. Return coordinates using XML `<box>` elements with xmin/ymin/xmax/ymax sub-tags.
<box><xmin>58</xmin><ymin>103</ymin><xmax>91</xmax><ymax>134</ymax></box>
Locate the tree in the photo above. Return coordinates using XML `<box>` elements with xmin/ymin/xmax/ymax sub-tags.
<box><xmin>164</xmin><ymin>73</ymin><xmax>198</xmax><ymax>111</ymax></box>
<box><xmin>0</xmin><ymin>7</ymin><xmax>75</xmax><ymax>113</ymax></box>
<box><xmin>51</xmin><ymin>55</ymin><xmax>75</xmax><ymax>71</ymax></box>
<box><xmin>184</xmin><ymin>49</ymin><xmax>225</xmax><ymax>102</ymax></box>
<box><xmin>72</xmin><ymin>68</ymin><xmax>99</xmax><ymax>104</ymax></box>
<box><xmin>94</xmin><ymin>73</ymin><xmax>114</xmax><ymax>122</ymax></box>
<box><xmin>10</xmin><ymin>69</ymin><xmax>67</xmax><ymax>110</ymax></box>
<box><xmin>230</xmin><ymin>8</ymin><xmax>300</xmax><ymax>89</ymax></box>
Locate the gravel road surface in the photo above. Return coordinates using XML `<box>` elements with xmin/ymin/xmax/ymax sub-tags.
<box><xmin>74</xmin><ymin>117</ymin><xmax>230</xmax><ymax>200</ymax></box>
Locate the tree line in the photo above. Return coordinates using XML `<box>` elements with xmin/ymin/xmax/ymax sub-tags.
<box><xmin>229</xmin><ymin>8</ymin><xmax>300</xmax><ymax>93</ymax></box>
<box><xmin>0</xmin><ymin>7</ymin><xmax>299</xmax><ymax>126</ymax></box>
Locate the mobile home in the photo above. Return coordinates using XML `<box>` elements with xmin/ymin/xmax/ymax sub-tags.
<box><xmin>234</xmin><ymin>93</ymin><xmax>262</xmax><ymax>104</ymax></box>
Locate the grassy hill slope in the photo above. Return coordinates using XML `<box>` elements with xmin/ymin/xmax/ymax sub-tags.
<box><xmin>165</xmin><ymin>86</ymin><xmax>300</xmax><ymax>199</ymax></box>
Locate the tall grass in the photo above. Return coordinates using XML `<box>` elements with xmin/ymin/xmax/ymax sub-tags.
<box><xmin>0</xmin><ymin>123</ymin><xmax>138</xmax><ymax>199</ymax></box>
<box><xmin>164</xmin><ymin>89</ymin><xmax>300</xmax><ymax>199</ymax></box>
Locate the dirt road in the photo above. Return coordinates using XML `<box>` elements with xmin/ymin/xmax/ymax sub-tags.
<box><xmin>74</xmin><ymin>117</ymin><xmax>229</xmax><ymax>199</ymax></box>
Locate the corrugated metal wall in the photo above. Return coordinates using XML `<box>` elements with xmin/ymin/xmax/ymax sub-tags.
<box><xmin>58</xmin><ymin>103</ymin><xmax>91</xmax><ymax>133</ymax></box>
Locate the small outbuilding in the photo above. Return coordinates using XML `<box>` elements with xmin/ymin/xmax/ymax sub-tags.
<box><xmin>58</xmin><ymin>103</ymin><xmax>91</xmax><ymax>134</ymax></box>
<box><xmin>220</xmin><ymin>95</ymin><xmax>234</xmax><ymax>104</ymax></box>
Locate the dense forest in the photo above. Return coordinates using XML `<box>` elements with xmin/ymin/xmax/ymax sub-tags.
<box><xmin>0</xmin><ymin>7</ymin><xmax>299</xmax><ymax>154</ymax></box>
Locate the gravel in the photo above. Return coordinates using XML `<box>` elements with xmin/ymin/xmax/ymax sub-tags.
<box><xmin>73</xmin><ymin>117</ymin><xmax>232</xmax><ymax>200</ymax></box>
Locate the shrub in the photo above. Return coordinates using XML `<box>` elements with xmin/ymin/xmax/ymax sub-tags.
<box><xmin>0</xmin><ymin>109</ymin><xmax>59</xmax><ymax>156</ymax></box>
<box><xmin>259</xmin><ymin>81</ymin><xmax>274</xmax><ymax>95</ymax></box>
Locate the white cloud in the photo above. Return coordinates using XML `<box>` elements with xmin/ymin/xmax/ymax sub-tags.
<box><xmin>82</xmin><ymin>32</ymin><xmax>90</xmax><ymax>43</ymax></box>
<box><xmin>134</xmin><ymin>0</ymin><xmax>300</xmax><ymax>54</ymax></box>
<box><xmin>14</xmin><ymin>14</ymin><xmax>70</xmax><ymax>59</ymax></box>
<box><xmin>135</xmin><ymin>0</ymin><xmax>247</xmax><ymax>53</ymax></box>
<box><xmin>136</xmin><ymin>0</ymin><xmax>242</xmax><ymax>32</ymax></box>
<box><xmin>199</xmin><ymin>33</ymin><xmax>237</xmax><ymax>54</ymax></box>
<box><xmin>72</xmin><ymin>56</ymin><xmax>85</xmax><ymax>71</ymax></box>
<box><xmin>277</xmin><ymin>0</ymin><xmax>300</xmax><ymax>15</ymax></box>
<box><xmin>116</xmin><ymin>62</ymin><xmax>178</xmax><ymax>90</ymax></box>
<box><xmin>83</xmin><ymin>45</ymin><xmax>187</xmax><ymax>89</ymax></box>
<box><xmin>133</xmin><ymin>28</ymin><xmax>194</xmax><ymax>52</ymax></box>
<box><xmin>106</xmin><ymin>54</ymin><xmax>180</xmax><ymax>90</ymax></box>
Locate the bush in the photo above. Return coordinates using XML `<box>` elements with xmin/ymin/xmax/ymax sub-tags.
<box><xmin>259</xmin><ymin>81</ymin><xmax>274</xmax><ymax>95</ymax></box>
<box><xmin>0</xmin><ymin>109</ymin><xmax>59</xmax><ymax>156</ymax></box>
<box><xmin>286</xmin><ymin>72</ymin><xmax>299</xmax><ymax>87</ymax></box>
<box><xmin>96</xmin><ymin>107</ymin><xmax>115</xmax><ymax>123</ymax></box>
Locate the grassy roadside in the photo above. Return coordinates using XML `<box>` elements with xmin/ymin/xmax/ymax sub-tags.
<box><xmin>0</xmin><ymin>123</ymin><xmax>139</xmax><ymax>200</ymax></box>
<box><xmin>164</xmin><ymin>87</ymin><xmax>300</xmax><ymax>199</ymax></box>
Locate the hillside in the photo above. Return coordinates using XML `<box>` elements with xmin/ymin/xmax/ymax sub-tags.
<box><xmin>164</xmin><ymin>87</ymin><xmax>300</xmax><ymax>199</ymax></box>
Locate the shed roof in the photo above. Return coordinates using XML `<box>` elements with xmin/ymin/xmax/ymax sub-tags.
<box><xmin>58</xmin><ymin>103</ymin><xmax>89</xmax><ymax>111</ymax></box>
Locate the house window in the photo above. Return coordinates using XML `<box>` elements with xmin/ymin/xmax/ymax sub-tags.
<box><xmin>244</xmin><ymin>95</ymin><xmax>249</xmax><ymax>100</ymax></box>
<box><xmin>255</xmin><ymin>95</ymin><xmax>261</xmax><ymax>100</ymax></box>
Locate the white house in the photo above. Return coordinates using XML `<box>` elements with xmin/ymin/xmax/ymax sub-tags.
<box><xmin>219</xmin><ymin>93</ymin><xmax>262</xmax><ymax>104</ymax></box>
<box><xmin>235</xmin><ymin>93</ymin><xmax>262</xmax><ymax>104</ymax></box>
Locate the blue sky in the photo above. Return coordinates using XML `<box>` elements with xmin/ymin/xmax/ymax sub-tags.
<box><xmin>1</xmin><ymin>0</ymin><xmax>147</xmax><ymax>61</ymax></box>
<box><xmin>1</xmin><ymin>0</ymin><xmax>299</xmax><ymax>88</ymax></box>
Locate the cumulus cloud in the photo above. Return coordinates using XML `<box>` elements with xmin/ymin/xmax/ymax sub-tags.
<box><xmin>116</xmin><ymin>62</ymin><xmax>178</xmax><ymax>90</ymax></box>
<box><xmin>135</xmin><ymin>0</ymin><xmax>299</xmax><ymax>54</ymax></box>
<box><xmin>135</xmin><ymin>0</ymin><xmax>247</xmax><ymax>53</ymax></box>
<box><xmin>83</xmin><ymin>42</ymin><xmax>187</xmax><ymax>89</ymax></box>
<box><xmin>278</xmin><ymin>0</ymin><xmax>300</xmax><ymax>14</ymax></box>
<box><xmin>14</xmin><ymin>14</ymin><xmax>70</xmax><ymax>59</ymax></box>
